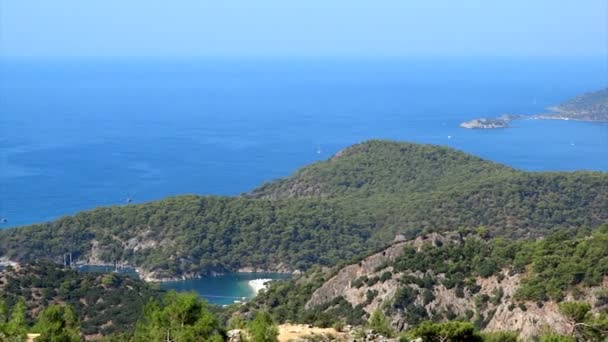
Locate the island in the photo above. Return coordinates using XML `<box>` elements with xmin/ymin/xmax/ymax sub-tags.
<box><xmin>460</xmin><ymin>87</ymin><xmax>608</xmax><ymax>129</ymax></box>
<box><xmin>459</xmin><ymin>114</ymin><xmax>521</xmax><ymax>129</ymax></box>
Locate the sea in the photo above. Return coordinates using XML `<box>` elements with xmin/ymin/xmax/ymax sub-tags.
<box><xmin>77</xmin><ymin>265</ymin><xmax>290</xmax><ymax>305</ymax></box>
<box><xmin>1</xmin><ymin>57</ymin><xmax>607</xmax><ymax>303</ymax></box>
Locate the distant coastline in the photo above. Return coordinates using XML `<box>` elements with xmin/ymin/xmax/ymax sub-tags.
<box><xmin>460</xmin><ymin>88</ymin><xmax>608</xmax><ymax>129</ymax></box>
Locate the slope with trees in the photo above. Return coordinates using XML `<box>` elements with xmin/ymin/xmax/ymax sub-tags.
<box><xmin>0</xmin><ymin>141</ymin><xmax>606</xmax><ymax>280</ymax></box>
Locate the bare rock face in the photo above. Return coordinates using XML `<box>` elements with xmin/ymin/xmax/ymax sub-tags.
<box><xmin>304</xmin><ymin>233</ymin><xmax>606</xmax><ymax>340</ymax></box>
<box><xmin>306</xmin><ymin>233</ymin><xmax>445</xmax><ymax>310</ymax></box>
<box><xmin>227</xmin><ymin>329</ymin><xmax>244</xmax><ymax>342</ymax></box>
<box><xmin>486</xmin><ymin>301</ymin><xmax>570</xmax><ymax>338</ymax></box>
<box><xmin>305</xmin><ymin>242</ymin><xmax>406</xmax><ymax>310</ymax></box>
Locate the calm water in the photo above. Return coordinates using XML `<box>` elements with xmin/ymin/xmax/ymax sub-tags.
<box><xmin>160</xmin><ymin>273</ymin><xmax>291</xmax><ymax>305</ymax></box>
<box><xmin>1</xmin><ymin>57</ymin><xmax>607</xmax><ymax>228</ymax></box>
<box><xmin>76</xmin><ymin>265</ymin><xmax>290</xmax><ymax>305</ymax></box>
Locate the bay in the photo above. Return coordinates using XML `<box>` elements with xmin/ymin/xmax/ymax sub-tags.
<box><xmin>1</xmin><ymin>57</ymin><xmax>607</xmax><ymax>228</ymax></box>
<box><xmin>76</xmin><ymin>265</ymin><xmax>290</xmax><ymax>305</ymax></box>
<box><xmin>160</xmin><ymin>273</ymin><xmax>291</xmax><ymax>306</ymax></box>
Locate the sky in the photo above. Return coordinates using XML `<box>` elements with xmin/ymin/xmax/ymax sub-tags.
<box><xmin>1</xmin><ymin>0</ymin><xmax>606</xmax><ymax>58</ymax></box>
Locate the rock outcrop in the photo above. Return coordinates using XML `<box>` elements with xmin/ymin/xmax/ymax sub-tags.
<box><xmin>305</xmin><ymin>233</ymin><xmax>607</xmax><ymax>340</ymax></box>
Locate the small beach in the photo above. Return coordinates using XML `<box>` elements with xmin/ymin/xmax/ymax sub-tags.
<box><xmin>248</xmin><ymin>278</ymin><xmax>273</xmax><ymax>294</ymax></box>
<box><xmin>160</xmin><ymin>273</ymin><xmax>291</xmax><ymax>305</ymax></box>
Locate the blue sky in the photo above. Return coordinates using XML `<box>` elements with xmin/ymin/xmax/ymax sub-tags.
<box><xmin>1</xmin><ymin>0</ymin><xmax>606</xmax><ymax>58</ymax></box>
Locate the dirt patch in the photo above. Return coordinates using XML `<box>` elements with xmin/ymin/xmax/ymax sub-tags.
<box><xmin>278</xmin><ymin>324</ymin><xmax>345</xmax><ymax>342</ymax></box>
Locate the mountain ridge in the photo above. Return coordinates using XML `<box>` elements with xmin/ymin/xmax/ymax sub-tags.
<box><xmin>0</xmin><ymin>140</ymin><xmax>606</xmax><ymax>280</ymax></box>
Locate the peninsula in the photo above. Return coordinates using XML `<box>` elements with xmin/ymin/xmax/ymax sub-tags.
<box><xmin>460</xmin><ymin>88</ymin><xmax>608</xmax><ymax>129</ymax></box>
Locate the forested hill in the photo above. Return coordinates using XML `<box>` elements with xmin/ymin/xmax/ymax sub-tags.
<box><xmin>0</xmin><ymin>140</ymin><xmax>606</xmax><ymax>280</ymax></box>
<box><xmin>250</xmin><ymin>141</ymin><xmax>513</xmax><ymax>198</ymax></box>
<box><xmin>548</xmin><ymin>88</ymin><xmax>608</xmax><ymax>121</ymax></box>
<box><xmin>0</xmin><ymin>262</ymin><xmax>164</xmax><ymax>337</ymax></box>
<box><xmin>249</xmin><ymin>226</ymin><xmax>608</xmax><ymax>340</ymax></box>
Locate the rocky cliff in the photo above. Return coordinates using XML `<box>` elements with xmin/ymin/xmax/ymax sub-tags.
<box><xmin>304</xmin><ymin>233</ymin><xmax>608</xmax><ymax>340</ymax></box>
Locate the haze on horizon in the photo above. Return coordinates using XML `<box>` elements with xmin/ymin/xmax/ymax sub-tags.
<box><xmin>1</xmin><ymin>0</ymin><xmax>606</xmax><ymax>59</ymax></box>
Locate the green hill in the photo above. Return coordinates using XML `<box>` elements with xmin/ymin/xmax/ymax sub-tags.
<box><xmin>0</xmin><ymin>140</ymin><xmax>606</xmax><ymax>279</ymax></box>
<box><xmin>0</xmin><ymin>262</ymin><xmax>163</xmax><ymax>337</ymax></box>
<box><xmin>248</xmin><ymin>226</ymin><xmax>608</xmax><ymax>340</ymax></box>
<box><xmin>550</xmin><ymin>88</ymin><xmax>608</xmax><ymax>121</ymax></box>
<box><xmin>250</xmin><ymin>141</ymin><xmax>513</xmax><ymax>198</ymax></box>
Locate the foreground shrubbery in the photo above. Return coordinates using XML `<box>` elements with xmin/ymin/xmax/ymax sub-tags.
<box><xmin>1</xmin><ymin>292</ymin><xmax>606</xmax><ymax>341</ymax></box>
<box><xmin>0</xmin><ymin>262</ymin><xmax>163</xmax><ymax>336</ymax></box>
<box><xmin>0</xmin><ymin>292</ymin><xmax>279</xmax><ymax>342</ymax></box>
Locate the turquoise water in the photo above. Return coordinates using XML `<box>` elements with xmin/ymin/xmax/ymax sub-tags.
<box><xmin>159</xmin><ymin>273</ymin><xmax>292</xmax><ymax>305</ymax></box>
<box><xmin>0</xmin><ymin>57</ymin><xmax>607</xmax><ymax>228</ymax></box>
<box><xmin>76</xmin><ymin>265</ymin><xmax>291</xmax><ymax>305</ymax></box>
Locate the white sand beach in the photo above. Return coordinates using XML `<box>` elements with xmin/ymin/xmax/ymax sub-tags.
<box><xmin>248</xmin><ymin>278</ymin><xmax>272</xmax><ymax>294</ymax></box>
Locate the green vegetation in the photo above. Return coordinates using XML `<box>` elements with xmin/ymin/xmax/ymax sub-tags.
<box><xmin>0</xmin><ymin>299</ymin><xmax>27</xmax><ymax>342</ymax></box>
<box><xmin>247</xmin><ymin>311</ymin><xmax>279</xmax><ymax>342</ymax></box>
<box><xmin>402</xmin><ymin>321</ymin><xmax>482</xmax><ymax>342</ymax></box>
<box><xmin>369</xmin><ymin>309</ymin><xmax>394</xmax><ymax>338</ymax></box>
<box><xmin>0</xmin><ymin>141</ymin><xmax>606</xmax><ymax>280</ymax></box>
<box><xmin>247</xmin><ymin>227</ymin><xmax>608</xmax><ymax>334</ymax></box>
<box><xmin>0</xmin><ymin>140</ymin><xmax>606</xmax><ymax>340</ymax></box>
<box><xmin>391</xmin><ymin>226</ymin><xmax>608</xmax><ymax>302</ymax></box>
<box><xmin>33</xmin><ymin>305</ymin><xmax>81</xmax><ymax>342</ymax></box>
<box><xmin>0</xmin><ymin>290</ymin><xmax>605</xmax><ymax>341</ymax></box>
<box><xmin>538</xmin><ymin>333</ymin><xmax>576</xmax><ymax>342</ymax></box>
<box><xmin>0</xmin><ymin>262</ymin><xmax>163</xmax><ymax>336</ymax></box>
<box><xmin>478</xmin><ymin>330</ymin><xmax>519</xmax><ymax>342</ymax></box>
<box><xmin>558</xmin><ymin>301</ymin><xmax>608</xmax><ymax>341</ymax></box>
<box><xmin>552</xmin><ymin>88</ymin><xmax>608</xmax><ymax>121</ymax></box>
<box><xmin>132</xmin><ymin>291</ymin><xmax>224</xmax><ymax>342</ymax></box>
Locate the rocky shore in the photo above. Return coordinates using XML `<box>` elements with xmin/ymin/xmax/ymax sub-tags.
<box><xmin>459</xmin><ymin>117</ymin><xmax>510</xmax><ymax>129</ymax></box>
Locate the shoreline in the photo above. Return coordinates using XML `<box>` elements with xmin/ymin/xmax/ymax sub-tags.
<box><xmin>0</xmin><ymin>259</ymin><xmax>299</xmax><ymax>283</ymax></box>
<box><xmin>247</xmin><ymin>278</ymin><xmax>273</xmax><ymax>294</ymax></box>
<box><xmin>460</xmin><ymin>113</ymin><xmax>608</xmax><ymax>129</ymax></box>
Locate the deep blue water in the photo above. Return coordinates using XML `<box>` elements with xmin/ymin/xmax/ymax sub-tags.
<box><xmin>1</xmin><ymin>57</ymin><xmax>607</xmax><ymax>228</ymax></box>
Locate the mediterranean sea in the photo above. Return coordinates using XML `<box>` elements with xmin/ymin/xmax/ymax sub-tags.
<box><xmin>1</xmin><ymin>57</ymin><xmax>607</xmax><ymax>228</ymax></box>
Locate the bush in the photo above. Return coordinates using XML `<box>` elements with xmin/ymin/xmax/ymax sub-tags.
<box><xmin>380</xmin><ymin>271</ymin><xmax>393</xmax><ymax>283</ymax></box>
<box><xmin>369</xmin><ymin>309</ymin><xmax>394</xmax><ymax>338</ymax></box>
<box><xmin>538</xmin><ymin>333</ymin><xmax>575</xmax><ymax>342</ymax></box>
<box><xmin>248</xmin><ymin>311</ymin><xmax>279</xmax><ymax>342</ymax></box>
<box><xmin>480</xmin><ymin>330</ymin><xmax>519</xmax><ymax>342</ymax></box>
<box><xmin>404</xmin><ymin>321</ymin><xmax>482</xmax><ymax>342</ymax></box>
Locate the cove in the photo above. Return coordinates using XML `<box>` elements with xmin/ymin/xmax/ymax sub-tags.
<box><xmin>76</xmin><ymin>266</ymin><xmax>291</xmax><ymax>305</ymax></box>
<box><xmin>160</xmin><ymin>273</ymin><xmax>292</xmax><ymax>305</ymax></box>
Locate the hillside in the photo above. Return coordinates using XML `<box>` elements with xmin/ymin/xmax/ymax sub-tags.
<box><xmin>461</xmin><ymin>88</ymin><xmax>608</xmax><ymax>128</ymax></box>
<box><xmin>0</xmin><ymin>262</ymin><xmax>163</xmax><ymax>338</ymax></box>
<box><xmin>250</xmin><ymin>141</ymin><xmax>513</xmax><ymax>198</ymax></box>
<box><xmin>0</xmin><ymin>140</ymin><xmax>606</xmax><ymax>280</ymax></box>
<box><xmin>248</xmin><ymin>227</ymin><xmax>608</xmax><ymax>340</ymax></box>
<box><xmin>547</xmin><ymin>88</ymin><xmax>608</xmax><ymax>121</ymax></box>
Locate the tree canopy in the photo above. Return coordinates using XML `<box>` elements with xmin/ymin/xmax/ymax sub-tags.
<box><xmin>0</xmin><ymin>141</ymin><xmax>606</xmax><ymax>280</ymax></box>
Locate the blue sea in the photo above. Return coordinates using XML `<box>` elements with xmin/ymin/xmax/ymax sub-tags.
<box><xmin>77</xmin><ymin>265</ymin><xmax>290</xmax><ymax>305</ymax></box>
<box><xmin>1</xmin><ymin>57</ymin><xmax>607</xmax><ymax>228</ymax></box>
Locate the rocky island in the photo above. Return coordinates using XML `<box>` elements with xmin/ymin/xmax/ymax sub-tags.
<box><xmin>460</xmin><ymin>115</ymin><xmax>514</xmax><ymax>129</ymax></box>
<box><xmin>460</xmin><ymin>88</ymin><xmax>608</xmax><ymax>129</ymax></box>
